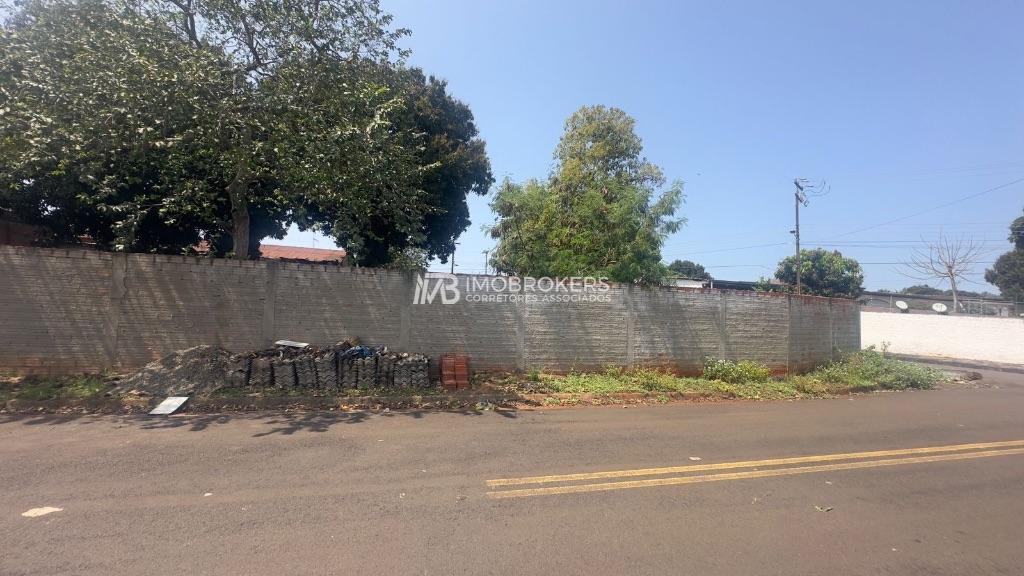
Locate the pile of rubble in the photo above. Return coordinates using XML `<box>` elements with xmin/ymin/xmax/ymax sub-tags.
<box><xmin>115</xmin><ymin>339</ymin><xmax>430</xmax><ymax>397</ymax></box>
<box><xmin>114</xmin><ymin>345</ymin><xmax>238</xmax><ymax>397</ymax></box>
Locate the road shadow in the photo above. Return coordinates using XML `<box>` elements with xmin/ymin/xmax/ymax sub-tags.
<box><xmin>0</xmin><ymin>406</ymin><xmax>518</xmax><ymax>436</ymax></box>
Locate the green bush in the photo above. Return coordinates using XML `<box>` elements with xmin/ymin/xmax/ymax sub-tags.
<box><xmin>789</xmin><ymin>375</ymin><xmax>829</xmax><ymax>395</ymax></box>
<box><xmin>701</xmin><ymin>358</ymin><xmax>772</xmax><ymax>384</ymax></box>
<box><xmin>808</xmin><ymin>348</ymin><xmax>944</xmax><ymax>390</ymax></box>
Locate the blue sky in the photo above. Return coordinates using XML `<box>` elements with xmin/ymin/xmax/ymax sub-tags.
<box><xmin>284</xmin><ymin>0</ymin><xmax>1024</xmax><ymax>292</ymax></box>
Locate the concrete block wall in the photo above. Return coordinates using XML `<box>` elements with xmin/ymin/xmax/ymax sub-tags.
<box><xmin>0</xmin><ymin>246</ymin><xmax>859</xmax><ymax>375</ymax></box>
<box><xmin>631</xmin><ymin>288</ymin><xmax>723</xmax><ymax>372</ymax></box>
<box><xmin>724</xmin><ymin>291</ymin><xmax>791</xmax><ymax>372</ymax></box>
<box><xmin>0</xmin><ymin>248</ymin><xmax>114</xmax><ymax>373</ymax></box>
<box><xmin>525</xmin><ymin>284</ymin><xmax>631</xmax><ymax>371</ymax></box>
<box><xmin>788</xmin><ymin>295</ymin><xmax>835</xmax><ymax>373</ymax></box>
<box><xmin>116</xmin><ymin>255</ymin><xmax>268</xmax><ymax>368</ymax></box>
<box><xmin>408</xmin><ymin>279</ymin><xmax>521</xmax><ymax>370</ymax></box>
<box><xmin>861</xmin><ymin>311</ymin><xmax>1023</xmax><ymax>365</ymax></box>
<box><xmin>830</xmin><ymin>298</ymin><xmax>861</xmax><ymax>355</ymax></box>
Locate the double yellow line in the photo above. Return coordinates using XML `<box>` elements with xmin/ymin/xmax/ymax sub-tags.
<box><xmin>486</xmin><ymin>439</ymin><xmax>1024</xmax><ymax>499</ymax></box>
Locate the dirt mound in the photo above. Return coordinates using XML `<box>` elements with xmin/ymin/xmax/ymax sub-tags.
<box><xmin>113</xmin><ymin>345</ymin><xmax>239</xmax><ymax>397</ymax></box>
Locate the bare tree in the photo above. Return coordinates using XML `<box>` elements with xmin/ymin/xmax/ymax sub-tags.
<box><xmin>903</xmin><ymin>233</ymin><xmax>986</xmax><ymax>313</ymax></box>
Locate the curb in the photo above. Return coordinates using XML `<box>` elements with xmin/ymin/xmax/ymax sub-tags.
<box><xmin>892</xmin><ymin>354</ymin><xmax>1024</xmax><ymax>375</ymax></box>
<box><xmin>1</xmin><ymin>387</ymin><xmax>878</xmax><ymax>415</ymax></box>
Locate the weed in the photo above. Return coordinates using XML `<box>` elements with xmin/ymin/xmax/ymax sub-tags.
<box><xmin>701</xmin><ymin>358</ymin><xmax>772</xmax><ymax>384</ymax></box>
<box><xmin>520</xmin><ymin>350</ymin><xmax>944</xmax><ymax>401</ymax></box>
<box><xmin>0</xmin><ymin>373</ymin><xmax>111</xmax><ymax>402</ymax></box>
<box><xmin>807</xmin><ymin>348</ymin><xmax>944</xmax><ymax>391</ymax></box>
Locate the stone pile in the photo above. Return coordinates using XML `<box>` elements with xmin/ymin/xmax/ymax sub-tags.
<box><xmin>237</xmin><ymin>341</ymin><xmax>430</xmax><ymax>390</ymax></box>
<box><xmin>115</xmin><ymin>340</ymin><xmax>431</xmax><ymax>397</ymax></box>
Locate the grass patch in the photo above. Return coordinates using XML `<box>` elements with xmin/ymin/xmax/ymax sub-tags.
<box><xmin>0</xmin><ymin>374</ymin><xmax>112</xmax><ymax>403</ymax></box>
<box><xmin>701</xmin><ymin>358</ymin><xmax>771</xmax><ymax>383</ymax></box>
<box><xmin>803</xmin><ymin>347</ymin><xmax>945</xmax><ymax>392</ymax></box>
<box><xmin>524</xmin><ymin>349</ymin><xmax>946</xmax><ymax>400</ymax></box>
<box><xmin>532</xmin><ymin>367</ymin><xmax>799</xmax><ymax>400</ymax></box>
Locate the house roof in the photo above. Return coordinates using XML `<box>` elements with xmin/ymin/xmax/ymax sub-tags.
<box><xmin>259</xmin><ymin>244</ymin><xmax>347</xmax><ymax>262</ymax></box>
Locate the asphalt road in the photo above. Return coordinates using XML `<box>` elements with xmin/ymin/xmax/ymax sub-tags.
<box><xmin>2</xmin><ymin>368</ymin><xmax>1023</xmax><ymax>575</ymax></box>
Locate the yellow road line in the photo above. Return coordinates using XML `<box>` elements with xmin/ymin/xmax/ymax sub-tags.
<box><xmin>486</xmin><ymin>439</ymin><xmax>1024</xmax><ymax>487</ymax></box>
<box><xmin>486</xmin><ymin>447</ymin><xmax>1024</xmax><ymax>499</ymax></box>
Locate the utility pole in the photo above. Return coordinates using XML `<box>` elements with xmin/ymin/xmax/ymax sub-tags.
<box><xmin>792</xmin><ymin>179</ymin><xmax>808</xmax><ymax>295</ymax></box>
<box><xmin>451</xmin><ymin>242</ymin><xmax>459</xmax><ymax>274</ymax></box>
<box><xmin>481</xmin><ymin>249</ymin><xmax>490</xmax><ymax>275</ymax></box>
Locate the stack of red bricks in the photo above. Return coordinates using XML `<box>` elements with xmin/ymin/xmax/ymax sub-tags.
<box><xmin>439</xmin><ymin>353</ymin><xmax>471</xmax><ymax>391</ymax></box>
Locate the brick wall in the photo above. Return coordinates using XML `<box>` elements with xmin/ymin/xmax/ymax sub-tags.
<box><xmin>0</xmin><ymin>246</ymin><xmax>859</xmax><ymax>375</ymax></box>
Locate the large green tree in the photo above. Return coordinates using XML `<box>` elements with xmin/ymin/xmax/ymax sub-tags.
<box><xmin>488</xmin><ymin>105</ymin><xmax>683</xmax><ymax>283</ymax></box>
<box><xmin>773</xmin><ymin>248</ymin><xmax>864</xmax><ymax>298</ymax></box>
<box><xmin>1</xmin><ymin>0</ymin><xmax>490</xmax><ymax>264</ymax></box>
<box><xmin>1</xmin><ymin>0</ymin><xmax>240</xmax><ymax>252</ymax></box>
<box><xmin>985</xmin><ymin>209</ymin><xmax>1024</xmax><ymax>302</ymax></box>
<box><xmin>666</xmin><ymin>259</ymin><xmax>711</xmax><ymax>280</ymax></box>
<box><xmin>348</xmin><ymin>67</ymin><xmax>493</xmax><ymax>267</ymax></box>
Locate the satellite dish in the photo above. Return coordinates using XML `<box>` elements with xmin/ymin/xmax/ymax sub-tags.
<box><xmin>932</xmin><ymin>302</ymin><xmax>948</xmax><ymax>314</ymax></box>
<box><xmin>895</xmin><ymin>300</ymin><xmax>909</xmax><ymax>313</ymax></box>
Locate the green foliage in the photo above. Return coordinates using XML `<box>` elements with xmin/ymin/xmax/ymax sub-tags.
<box><xmin>895</xmin><ymin>284</ymin><xmax>998</xmax><ymax>299</ymax></box>
<box><xmin>537</xmin><ymin>367</ymin><xmax>706</xmax><ymax>395</ymax></box>
<box><xmin>1</xmin><ymin>0</ymin><xmax>239</xmax><ymax>251</ymax></box>
<box><xmin>488</xmin><ymin>105</ymin><xmax>684</xmax><ymax>284</ymax></box>
<box><xmin>701</xmin><ymin>358</ymin><xmax>771</xmax><ymax>384</ymax></box>
<box><xmin>900</xmin><ymin>284</ymin><xmax>945</xmax><ymax>296</ymax></box>
<box><xmin>0</xmin><ymin>0</ymin><xmax>490</xmax><ymax>265</ymax></box>
<box><xmin>807</xmin><ymin>348</ymin><xmax>944</xmax><ymax>391</ymax></box>
<box><xmin>985</xmin><ymin>209</ymin><xmax>1024</xmax><ymax>302</ymax></box>
<box><xmin>330</xmin><ymin>66</ymin><xmax>493</xmax><ymax>266</ymax></box>
<box><xmin>1011</xmin><ymin>212</ymin><xmax>1024</xmax><ymax>250</ymax></box>
<box><xmin>0</xmin><ymin>374</ymin><xmax>110</xmax><ymax>402</ymax></box>
<box><xmin>774</xmin><ymin>248</ymin><xmax>864</xmax><ymax>298</ymax></box>
<box><xmin>753</xmin><ymin>276</ymin><xmax>791</xmax><ymax>293</ymax></box>
<box><xmin>667</xmin><ymin>259</ymin><xmax>711</xmax><ymax>280</ymax></box>
<box><xmin>985</xmin><ymin>249</ymin><xmax>1024</xmax><ymax>302</ymax></box>
<box><xmin>522</xmin><ymin>352</ymin><xmax>944</xmax><ymax>400</ymax></box>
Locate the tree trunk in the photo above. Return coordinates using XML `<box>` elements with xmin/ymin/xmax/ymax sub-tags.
<box><xmin>949</xmin><ymin>274</ymin><xmax>959</xmax><ymax>314</ymax></box>
<box><xmin>227</xmin><ymin>128</ymin><xmax>253</xmax><ymax>260</ymax></box>
<box><xmin>229</xmin><ymin>184</ymin><xmax>250</xmax><ymax>259</ymax></box>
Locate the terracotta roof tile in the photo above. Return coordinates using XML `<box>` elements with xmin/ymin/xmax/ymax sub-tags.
<box><xmin>259</xmin><ymin>244</ymin><xmax>347</xmax><ymax>262</ymax></box>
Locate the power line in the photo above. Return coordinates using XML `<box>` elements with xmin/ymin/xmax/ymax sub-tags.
<box><xmin>857</xmin><ymin>261</ymin><xmax>997</xmax><ymax>266</ymax></box>
<box><xmin>709</xmin><ymin>261</ymin><xmax>997</xmax><ymax>267</ymax></box>
<box><xmin>806</xmin><ymin>239</ymin><xmax>1007</xmax><ymax>244</ymax></box>
<box><xmin>663</xmin><ymin>241</ymin><xmax>788</xmax><ymax>257</ymax></box>
<box><xmin>826</xmin><ymin>177</ymin><xmax>1024</xmax><ymax>239</ymax></box>
<box><xmin>809</xmin><ymin>243</ymin><xmax>1005</xmax><ymax>250</ymax></box>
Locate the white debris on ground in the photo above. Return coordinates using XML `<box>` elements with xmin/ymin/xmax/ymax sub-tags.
<box><xmin>22</xmin><ymin>507</ymin><xmax>63</xmax><ymax>518</ymax></box>
<box><xmin>148</xmin><ymin>396</ymin><xmax>190</xmax><ymax>415</ymax></box>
